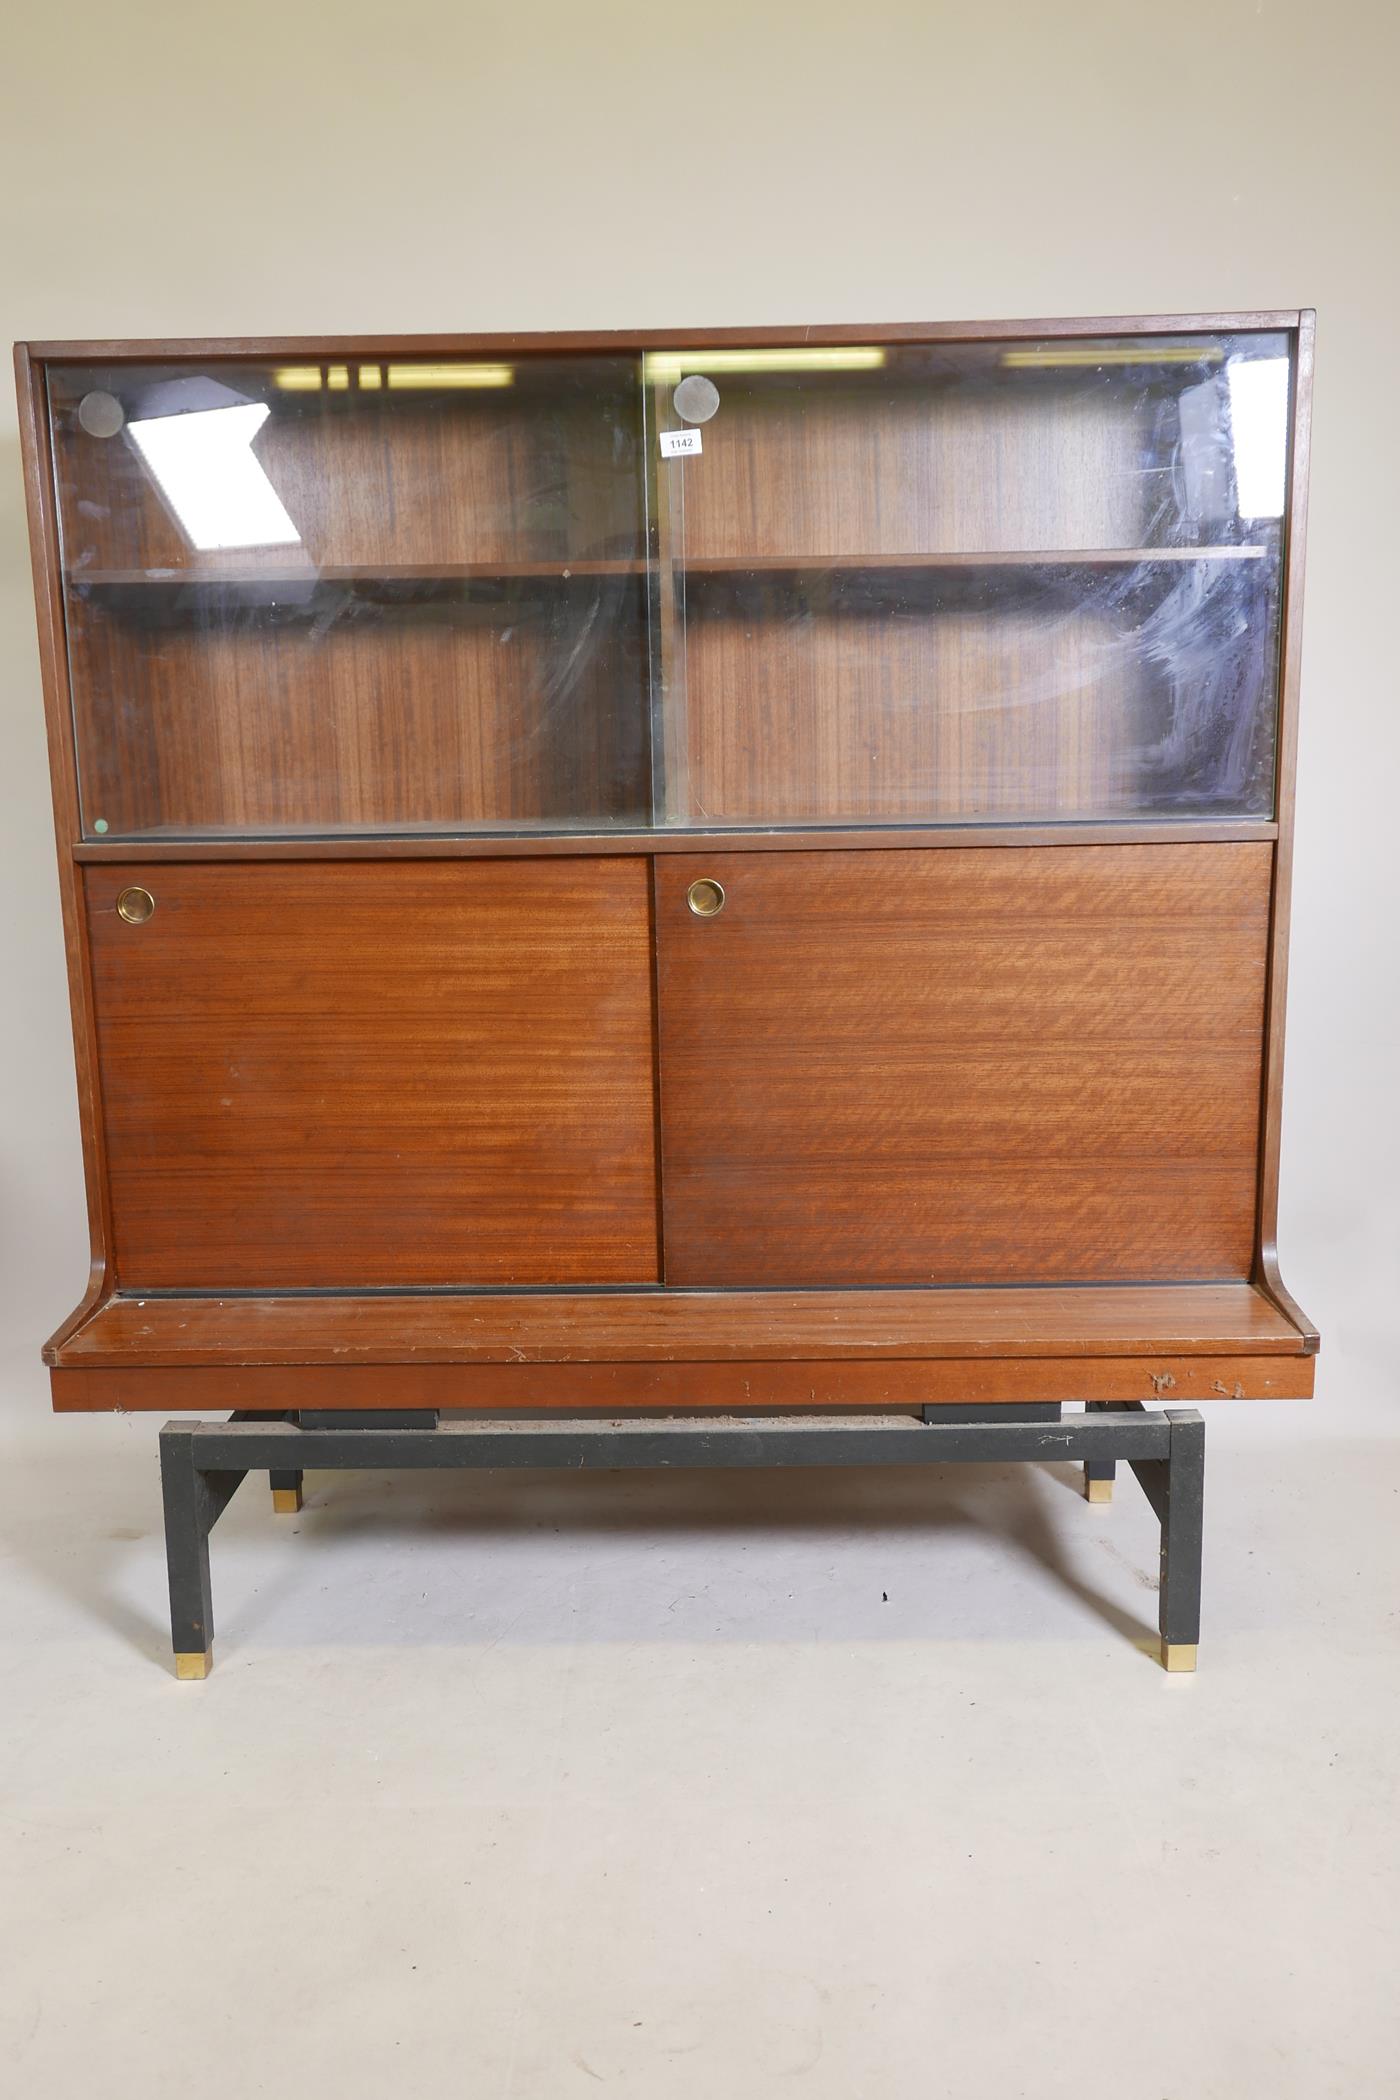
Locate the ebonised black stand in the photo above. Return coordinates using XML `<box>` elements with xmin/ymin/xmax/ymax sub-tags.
<box><xmin>158</xmin><ymin>1402</ymin><xmax>1204</xmax><ymax>1678</ymax></box>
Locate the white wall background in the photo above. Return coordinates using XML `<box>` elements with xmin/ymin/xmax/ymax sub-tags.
<box><xmin>0</xmin><ymin>0</ymin><xmax>1394</xmax><ymax>1428</ymax></box>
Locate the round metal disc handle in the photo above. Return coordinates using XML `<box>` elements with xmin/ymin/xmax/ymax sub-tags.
<box><xmin>78</xmin><ymin>390</ymin><xmax>126</xmax><ymax>438</ymax></box>
<box><xmin>673</xmin><ymin>374</ymin><xmax>720</xmax><ymax>425</ymax></box>
<box><xmin>686</xmin><ymin>878</ymin><xmax>726</xmax><ymax>918</ymax></box>
<box><xmin>116</xmin><ymin>886</ymin><xmax>156</xmax><ymax>925</ymax></box>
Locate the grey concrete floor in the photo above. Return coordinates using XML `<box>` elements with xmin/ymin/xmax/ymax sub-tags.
<box><xmin>2</xmin><ymin>1392</ymin><xmax>1397</xmax><ymax>2098</ymax></box>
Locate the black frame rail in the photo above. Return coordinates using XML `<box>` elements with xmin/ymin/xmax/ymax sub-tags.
<box><xmin>158</xmin><ymin>1402</ymin><xmax>1205</xmax><ymax>1678</ymax></box>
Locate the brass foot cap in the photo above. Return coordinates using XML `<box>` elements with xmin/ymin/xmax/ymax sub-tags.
<box><xmin>1085</xmin><ymin>1477</ymin><xmax>1113</xmax><ymax>1504</ymax></box>
<box><xmin>1160</xmin><ymin>1641</ymin><xmax>1198</xmax><ymax>1674</ymax></box>
<box><xmin>175</xmin><ymin>1648</ymin><xmax>212</xmax><ymax>1681</ymax></box>
<box><xmin>271</xmin><ymin>1487</ymin><xmax>303</xmax><ymax>1514</ymax></box>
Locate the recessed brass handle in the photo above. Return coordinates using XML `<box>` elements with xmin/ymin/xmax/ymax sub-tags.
<box><xmin>686</xmin><ymin>878</ymin><xmax>726</xmax><ymax>918</ymax></box>
<box><xmin>116</xmin><ymin>886</ymin><xmax>156</xmax><ymax>925</ymax></box>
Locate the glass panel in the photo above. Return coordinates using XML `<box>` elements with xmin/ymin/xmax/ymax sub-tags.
<box><xmin>50</xmin><ymin>357</ymin><xmax>649</xmax><ymax>837</ymax></box>
<box><xmin>648</xmin><ymin>333</ymin><xmax>1290</xmax><ymax>824</ymax></box>
<box><xmin>52</xmin><ymin>333</ymin><xmax>1292</xmax><ymax>840</ymax></box>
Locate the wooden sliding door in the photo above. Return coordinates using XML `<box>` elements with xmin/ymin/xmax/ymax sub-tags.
<box><xmin>654</xmin><ymin>844</ymin><xmax>1273</xmax><ymax>1286</ymax></box>
<box><xmin>85</xmin><ymin>858</ymin><xmax>660</xmax><ymax>1289</ymax></box>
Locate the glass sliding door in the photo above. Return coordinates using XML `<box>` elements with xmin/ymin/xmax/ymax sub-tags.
<box><xmin>646</xmin><ymin>333</ymin><xmax>1291</xmax><ymax>826</ymax></box>
<box><xmin>51</xmin><ymin>329</ymin><xmax>1293</xmax><ymax>842</ymax></box>
<box><xmin>50</xmin><ymin>355</ymin><xmax>650</xmax><ymax>837</ymax></box>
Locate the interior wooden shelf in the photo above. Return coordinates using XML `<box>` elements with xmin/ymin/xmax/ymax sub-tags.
<box><xmin>48</xmin><ymin>1283</ymin><xmax>1314</xmax><ymax>1370</ymax></box>
<box><xmin>67</xmin><ymin>546</ymin><xmax>1269</xmax><ymax>591</ymax></box>
<box><xmin>679</xmin><ymin>546</ymin><xmax>1270</xmax><ymax>573</ymax></box>
<box><xmin>69</xmin><ymin>558</ymin><xmax>649</xmax><ymax>588</ymax></box>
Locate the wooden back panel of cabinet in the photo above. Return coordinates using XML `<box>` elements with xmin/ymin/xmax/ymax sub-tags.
<box><xmin>83</xmin><ymin>858</ymin><xmax>661</xmax><ymax>1289</ymax></box>
<box><xmin>66</xmin><ymin>582</ymin><xmax>650</xmax><ymax>837</ymax></box>
<box><xmin>671</xmin><ymin>367</ymin><xmax>1151</xmax><ymax>558</ymax></box>
<box><xmin>674</xmin><ymin>579</ymin><xmax>1157</xmax><ymax>824</ymax></box>
<box><xmin>47</xmin><ymin>363</ymin><xmax>645</xmax><ymax>575</ymax></box>
<box><xmin>654</xmin><ymin>843</ymin><xmax>1273</xmax><ymax>1287</ymax></box>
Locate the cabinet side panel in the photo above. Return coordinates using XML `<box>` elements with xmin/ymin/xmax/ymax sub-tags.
<box><xmin>15</xmin><ymin>350</ymin><xmax>114</xmax><ymax>1343</ymax></box>
<box><xmin>1256</xmin><ymin>314</ymin><xmax>1316</xmax><ymax>1335</ymax></box>
<box><xmin>656</xmin><ymin>844</ymin><xmax>1272</xmax><ymax>1286</ymax></box>
<box><xmin>85</xmin><ymin>858</ymin><xmax>660</xmax><ymax>1287</ymax></box>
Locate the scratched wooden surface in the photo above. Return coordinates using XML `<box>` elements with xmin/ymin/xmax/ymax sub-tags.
<box><xmin>51</xmin><ymin>1282</ymin><xmax>1305</xmax><ymax>1366</ymax></box>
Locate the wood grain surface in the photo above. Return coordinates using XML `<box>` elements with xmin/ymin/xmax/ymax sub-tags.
<box><xmin>48</xmin><ymin>1353</ymin><xmax>1314</xmax><ymax>1412</ymax></box>
<box><xmin>84</xmin><ymin>858</ymin><xmax>661</xmax><ymax>1288</ymax></box>
<box><xmin>671</xmin><ymin>369</ymin><xmax>1153</xmax><ymax>559</ymax></box>
<box><xmin>65</xmin><ymin>584</ymin><xmax>650</xmax><ymax>835</ymax></box>
<box><xmin>675</xmin><ymin>582</ymin><xmax>1154</xmax><ymax>822</ymax></box>
<box><xmin>655</xmin><ymin>844</ymin><xmax>1273</xmax><ymax>1286</ymax></box>
<box><xmin>48</xmin><ymin>1281</ymin><xmax>1309</xmax><ymax>1367</ymax></box>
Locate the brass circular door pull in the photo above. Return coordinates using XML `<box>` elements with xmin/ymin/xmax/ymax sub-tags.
<box><xmin>686</xmin><ymin>878</ymin><xmax>726</xmax><ymax>918</ymax></box>
<box><xmin>116</xmin><ymin>886</ymin><xmax>156</xmax><ymax>925</ymax></box>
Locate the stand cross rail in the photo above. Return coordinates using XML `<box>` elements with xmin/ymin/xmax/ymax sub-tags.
<box><xmin>157</xmin><ymin>1403</ymin><xmax>1204</xmax><ymax>1678</ymax></box>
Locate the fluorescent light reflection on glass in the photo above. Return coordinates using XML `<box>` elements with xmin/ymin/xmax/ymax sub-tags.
<box><xmin>273</xmin><ymin>363</ymin><xmax>514</xmax><ymax>391</ymax></box>
<box><xmin>1226</xmin><ymin>357</ymin><xmax>1289</xmax><ymax>518</ymax></box>
<box><xmin>387</xmin><ymin>363</ymin><xmax>513</xmax><ymax>389</ymax></box>
<box><xmin>644</xmin><ymin>348</ymin><xmax>885</xmax><ymax>382</ymax></box>
<box><xmin>127</xmin><ymin>404</ymin><xmax>300</xmax><ymax>551</ymax></box>
<box><xmin>1002</xmin><ymin>346</ymin><xmax>1225</xmax><ymax>369</ymax></box>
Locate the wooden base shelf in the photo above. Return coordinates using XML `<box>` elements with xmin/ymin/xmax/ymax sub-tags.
<box><xmin>47</xmin><ymin>1282</ymin><xmax>1314</xmax><ymax>1366</ymax></box>
<box><xmin>48</xmin><ymin>1283</ymin><xmax>1316</xmax><ymax>1412</ymax></box>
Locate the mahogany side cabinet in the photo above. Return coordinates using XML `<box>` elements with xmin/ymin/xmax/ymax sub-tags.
<box><xmin>16</xmin><ymin>315</ymin><xmax>1318</xmax><ymax>1675</ymax></box>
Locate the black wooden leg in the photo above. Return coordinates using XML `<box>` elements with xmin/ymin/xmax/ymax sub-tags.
<box><xmin>1082</xmin><ymin>1402</ymin><xmax>1117</xmax><ymax>1502</ymax></box>
<box><xmin>1157</xmin><ymin>1409</ymin><xmax>1204</xmax><ymax>1672</ymax></box>
<box><xmin>228</xmin><ymin>1410</ymin><xmax>303</xmax><ymax>1512</ymax></box>
<box><xmin>158</xmin><ymin>1423</ymin><xmax>247</xmax><ymax>1680</ymax></box>
<box><xmin>224</xmin><ymin>1411</ymin><xmax>304</xmax><ymax>1511</ymax></box>
<box><xmin>1083</xmin><ymin>1457</ymin><xmax>1116</xmax><ymax>1501</ymax></box>
<box><xmin>268</xmin><ymin>1409</ymin><xmax>436</xmax><ymax>1507</ymax></box>
<box><xmin>1128</xmin><ymin>1406</ymin><xmax>1204</xmax><ymax>1672</ymax></box>
<box><xmin>269</xmin><ymin>1467</ymin><xmax>304</xmax><ymax>1514</ymax></box>
<box><xmin>159</xmin><ymin>1427</ymin><xmax>214</xmax><ymax>1677</ymax></box>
